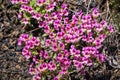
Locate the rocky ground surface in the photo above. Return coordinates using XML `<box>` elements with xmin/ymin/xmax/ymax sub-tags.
<box><xmin>0</xmin><ymin>0</ymin><xmax>120</xmax><ymax>80</ymax></box>
<box><xmin>0</xmin><ymin>0</ymin><xmax>31</xmax><ymax>80</ymax></box>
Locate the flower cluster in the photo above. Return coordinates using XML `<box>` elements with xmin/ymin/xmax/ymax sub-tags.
<box><xmin>13</xmin><ymin>0</ymin><xmax>115</xmax><ymax>80</ymax></box>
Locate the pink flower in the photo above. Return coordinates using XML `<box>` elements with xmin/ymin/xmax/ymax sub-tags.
<box><xmin>22</xmin><ymin>18</ymin><xmax>29</xmax><ymax>25</ymax></box>
<box><xmin>44</xmin><ymin>13</ymin><xmax>49</xmax><ymax>19</ymax></box>
<box><xmin>30</xmin><ymin>37</ymin><xmax>37</xmax><ymax>43</ymax></box>
<box><xmin>74</xmin><ymin>50</ymin><xmax>81</xmax><ymax>57</ymax></box>
<box><xmin>70</xmin><ymin>48</ymin><xmax>76</xmax><ymax>55</ymax></box>
<box><xmin>46</xmin><ymin>2</ymin><xmax>56</xmax><ymax>12</ymax></box>
<box><xmin>64</xmin><ymin>50</ymin><xmax>70</xmax><ymax>57</ymax></box>
<box><xmin>21</xmin><ymin>0</ymin><xmax>30</xmax><ymax>4</ymax></box>
<box><xmin>21</xmin><ymin>5</ymin><xmax>33</xmax><ymax>13</ymax></box>
<box><xmin>18</xmin><ymin>39</ymin><xmax>22</xmax><ymax>46</ymax></box>
<box><xmin>32</xmin><ymin>12</ymin><xmax>41</xmax><ymax>20</ymax></box>
<box><xmin>63</xmin><ymin>58</ymin><xmax>71</xmax><ymax>67</ymax></box>
<box><xmin>61</xmin><ymin>3</ymin><xmax>67</xmax><ymax>10</ymax></box>
<box><xmin>18</xmin><ymin>11</ymin><xmax>23</xmax><ymax>18</ymax></box>
<box><xmin>92</xmin><ymin>8</ymin><xmax>99</xmax><ymax>18</ymax></box>
<box><xmin>33</xmin><ymin>56</ymin><xmax>39</xmax><ymax>63</ymax></box>
<box><xmin>34</xmin><ymin>39</ymin><xmax>40</xmax><ymax>46</ymax></box>
<box><xmin>107</xmin><ymin>25</ymin><xmax>115</xmax><ymax>32</ymax></box>
<box><xmin>53</xmin><ymin>76</ymin><xmax>59</xmax><ymax>80</ymax></box>
<box><xmin>64</xmin><ymin>34</ymin><xmax>71</xmax><ymax>43</ymax></box>
<box><xmin>51</xmin><ymin>12</ymin><xmax>57</xmax><ymax>19</ymax></box>
<box><xmin>44</xmin><ymin>25</ymin><xmax>50</xmax><ymax>33</ymax></box>
<box><xmin>45</xmin><ymin>39</ymin><xmax>51</xmax><ymax>46</ymax></box>
<box><xmin>56</xmin><ymin>32</ymin><xmax>64</xmax><ymax>40</ymax></box>
<box><xmin>58</xmin><ymin>42</ymin><xmax>65</xmax><ymax>50</ymax></box>
<box><xmin>22</xmin><ymin>48</ymin><xmax>29</xmax><ymax>55</ymax></box>
<box><xmin>86</xmin><ymin>14</ymin><xmax>92</xmax><ymax>21</ymax></box>
<box><xmin>52</xmin><ymin>43</ymin><xmax>58</xmax><ymax>52</ymax></box>
<box><xmin>24</xmin><ymin>51</ymin><xmax>31</xmax><ymax>59</ymax></box>
<box><xmin>101</xmin><ymin>20</ymin><xmax>107</xmax><ymax>27</ymax></box>
<box><xmin>11</xmin><ymin>0</ymin><xmax>20</xmax><ymax>4</ymax></box>
<box><xmin>81</xmin><ymin>15</ymin><xmax>87</xmax><ymax>23</ymax></box>
<box><xmin>63</xmin><ymin>10</ymin><xmax>69</xmax><ymax>16</ymax></box>
<box><xmin>59</xmin><ymin>67</ymin><xmax>67</xmax><ymax>75</ymax></box>
<box><xmin>98</xmin><ymin>54</ymin><xmax>106</xmax><ymax>62</ymax></box>
<box><xmin>44</xmin><ymin>51</ymin><xmax>49</xmax><ymax>59</ymax></box>
<box><xmin>26</xmin><ymin>41</ymin><xmax>34</xmax><ymax>49</ymax></box>
<box><xmin>95</xmin><ymin>23</ymin><xmax>103</xmax><ymax>32</ymax></box>
<box><xmin>48</xmin><ymin>61</ymin><xmax>56</xmax><ymax>71</ymax></box>
<box><xmin>42</xmin><ymin>62</ymin><xmax>48</xmax><ymax>71</ymax></box>
<box><xmin>49</xmin><ymin>32</ymin><xmax>54</xmax><ymax>38</ymax></box>
<box><xmin>33</xmin><ymin>74</ymin><xmax>41</xmax><ymax>80</ymax></box>
<box><xmin>37</xmin><ymin>0</ymin><xmax>46</xmax><ymax>7</ymax></box>
<box><xmin>72</xmin><ymin>14</ymin><xmax>78</xmax><ymax>24</ymax></box>
<box><xmin>39</xmin><ymin>50</ymin><xmax>44</xmax><ymax>57</ymax></box>
<box><xmin>56</xmin><ymin>53</ymin><xmax>63</xmax><ymax>61</ymax></box>
<box><xmin>35</xmin><ymin>67</ymin><xmax>40</xmax><ymax>74</ymax></box>
<box><xmin>64</xmin><ymin>17</ymin><xmax>69</xmax><ymax>24</ymax></box>
<box><xmin>29</xmin><ymin>67</ymin><xmax>34</xmax><ymax>75</ymax></box>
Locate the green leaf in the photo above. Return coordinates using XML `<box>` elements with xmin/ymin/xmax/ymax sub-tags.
<box><xmin>32</xmin><ymin>51</ymin><xmax>39</xmax><ymax>55</ymax></box>
<box><xmin>53</xmin><ymin>53</ymin><xmax>57</xmax><ymax>59</ymax></box>
<box><xmin>29</xmin><ymin>34</ymin><xmax>33</xmax><ymax>39</ymax></box>
<box><xmin>23</xmin><ymin>12</ymin><xmax>31</xmax><ymax>19</ymax></box>
<box><xmin>36</xmin><ymin>7</ymin><xmax>41</xmax><ymax>12</ymax></box>
<box><xmin>46</xmin><ymin>0</ymin><xmax>50</xmax><ymax>4</ymax></box>
<box><xmin>29</xmin><ymin>0</ymin><xmax>36</xmax><ymax>7</ymax></box>
<box><xmin>42</xmin><ymin>34</ymin><xmax>48</xmax><ymax>37</ymax></box>
<box><xmin>42</xmin><ymin>77</ymin><xmax>45</xmax><ymax>80</ymax></box>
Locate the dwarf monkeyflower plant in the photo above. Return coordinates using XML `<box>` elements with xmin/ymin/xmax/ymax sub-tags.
<box><xmin>12</xmin><ymin>0</ymin><xmax>115</xmax><ymax>80</ymax></box>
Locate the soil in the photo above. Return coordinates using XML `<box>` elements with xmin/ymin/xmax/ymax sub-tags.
<box><xmin>0</xmin><ymin>0</ymin><xmax>31</xmax><ymax>80</ymax></box>
<box><xmin>0</xmin><ymin>0</ymin><xmax>120</xmax><ymax>80</ymax></box>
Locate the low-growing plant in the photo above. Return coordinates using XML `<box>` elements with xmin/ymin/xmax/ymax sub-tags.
<box><xmin>11</xmin><ymin>0</ymin><xmax>115</xmax><ymax>80</ymax></box>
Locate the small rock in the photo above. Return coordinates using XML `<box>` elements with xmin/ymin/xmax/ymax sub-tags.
<box><xmin>16</xmin><ymin>65</ymin><xmax>20</xmax><ymax>69</ymax></box>
<box><xmin>1</xmin><ymin>44</ymin><xmax>8</xmax><ymax>51</ymax></box>
<box><xmin>0</xmin><ymin>32</ymin><xmax>3</xmax><ymax>40</ymax></box>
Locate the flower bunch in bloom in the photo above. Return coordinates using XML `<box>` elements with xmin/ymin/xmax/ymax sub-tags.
<box><xmin>13</xmin><ymin>0</ymin><xmax>115</xmax><ymax>80</ymax></box>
